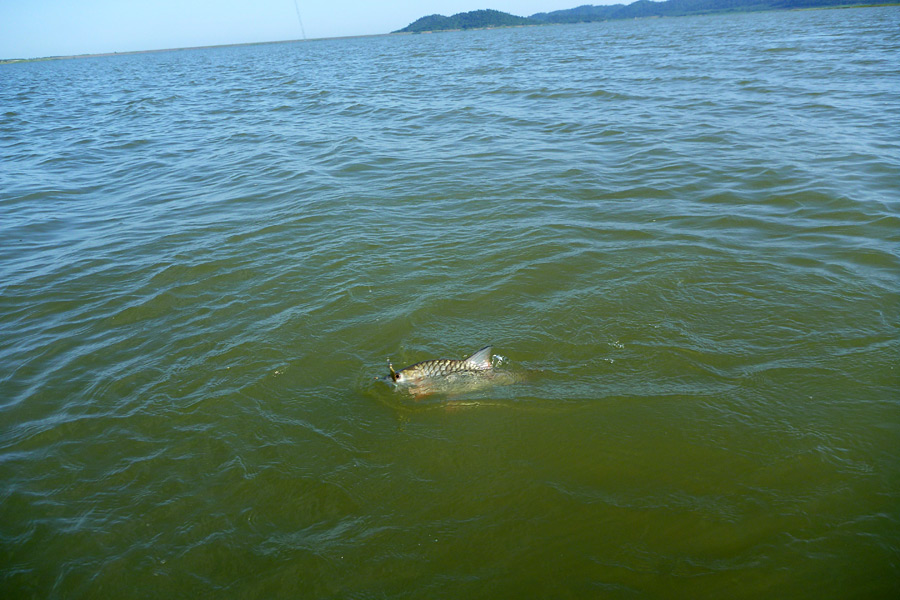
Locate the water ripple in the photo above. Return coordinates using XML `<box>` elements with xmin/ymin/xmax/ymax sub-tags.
<box><xmin>2</xmin><ymin>7</ymin><xmax>900</xmax><ymax>598</ymax></box>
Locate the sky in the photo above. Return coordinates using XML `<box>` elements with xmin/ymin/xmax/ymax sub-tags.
<box><xmin>1</xmin><ymin>1</ymin><xmax>623</xmax><ymax>60</ymax></box>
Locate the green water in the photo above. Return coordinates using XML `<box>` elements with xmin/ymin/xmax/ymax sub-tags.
<box><xmin>1</xmin><ymin>7</ymin><xmax>899</xmax><ymax>598</ymax></box>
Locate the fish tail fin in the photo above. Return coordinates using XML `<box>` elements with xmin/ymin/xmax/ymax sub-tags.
<box><xmin>464</xmin><ymin>345</ymin><xmax>493</xmax><ymax>370</ymax></box>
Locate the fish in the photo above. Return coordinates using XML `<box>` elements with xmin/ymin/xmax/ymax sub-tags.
<box><xmin>388</xmin><ymin>345</ymin><xmax>494</xmax><ymax>384</ymax></box>
<box><xmin>380</xmin><ymin>345</ymin><xmax>518</xmax><ymax>399</ymax></box>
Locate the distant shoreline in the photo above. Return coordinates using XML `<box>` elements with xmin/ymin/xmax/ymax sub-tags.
<box><xmin>0</xmin><ymin>32</ymin><xmax>393</xmax><ymax>65</ymax></box>
<box><xmin>394</xmin><ymin>1</ymin><xmax>899</xmax><ymax>34</ymax></box>
<box><xmin>3</xmin><ymin>3</ymin><xmax>897</xmax><ymax>65</ymax></box>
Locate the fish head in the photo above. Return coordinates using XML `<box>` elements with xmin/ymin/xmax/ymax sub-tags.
<box><xmin>384</xmin><ymin>361</ymin><xmax>422</xmax><ymax>386</ymax></box>
<box><xmin>390</xmin><ymin>367</ymin><xmax>424</xmax><ymax>385</ymax></box>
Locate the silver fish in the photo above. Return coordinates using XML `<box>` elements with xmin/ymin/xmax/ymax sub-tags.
<box><xmin>388</xmin><ymin>345</ymin><xmax>494</xmax><ymax>385</ymax></box>
<box><xmin>380</xmin><ymin>346</ymin><xmax>515</xmax><ymax>398</ymax></box>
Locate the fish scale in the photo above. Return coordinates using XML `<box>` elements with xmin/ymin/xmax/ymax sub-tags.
<box><xmin>409</xmin><ymin>358</ymin><xmax>475</xmax><ymax>378</ymax></box>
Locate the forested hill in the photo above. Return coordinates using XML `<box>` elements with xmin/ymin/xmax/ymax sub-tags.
<box><xmin>394</xmin><ymin>0</ymin><xmax>889</xmax><ymax>33</ymax></box>
<box><xmin>393</xmin><ymin>9</ymin><xmax>536</xmax><ymax>33</ymax></box>
<box><xmin>530</xmin><ymin>0</ymin><xmax>884</xmax><ymax>23</ymax></box>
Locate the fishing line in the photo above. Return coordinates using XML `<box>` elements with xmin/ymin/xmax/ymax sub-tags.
<box><xmin>292</xmin><ymin>0</ymin><xmax>307</xmax><ymax>40</ymax></box>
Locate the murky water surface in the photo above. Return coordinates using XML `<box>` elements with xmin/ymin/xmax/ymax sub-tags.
<box><xmin>1</xmin><ymin>7</ymin><xmax>898</xmax><ymax>598</ymax></box>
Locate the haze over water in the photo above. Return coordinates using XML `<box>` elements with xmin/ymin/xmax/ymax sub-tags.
<box><xmin>1</xmin><ymin>7</ymin><xmax>899</xmax><ymax>598</ymax></box>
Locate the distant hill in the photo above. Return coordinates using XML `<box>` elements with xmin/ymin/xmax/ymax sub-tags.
<box><xmin>529</xmin><ymin>0</ymin><xmax>884</xmax><ymax>23</ymax></box>
<box><xmin>393</xmin><ymin>9</ymin><xmax>537</xmax><ymax>33</ymax></box>
<box><xmin>395</xmin><ymin>1</ymin><xmax>890</xmax><ymax>34</ymax></box>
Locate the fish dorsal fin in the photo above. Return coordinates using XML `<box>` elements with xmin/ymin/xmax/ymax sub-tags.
<box><xmin>464</xmin><ymin>345</ymin><xmax>493</xmax><ymax>370</ymax></box>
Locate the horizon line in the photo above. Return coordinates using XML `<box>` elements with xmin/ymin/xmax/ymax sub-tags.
<box><xmin>4</xmin><ymin>2</ymin><xmax>895</xmax><ymax>64</ymax></box>
<box><xmin>0</xmin><ymin>31</ymin><xmax>403</xmax><ymax>64</ymax></box>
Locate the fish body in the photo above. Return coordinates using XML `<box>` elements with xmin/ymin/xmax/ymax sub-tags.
<box><xmin>402</xmin><ymin>368</ymin><xmax>523</xmax><ymax>399</ymax></box>
<box><xmin>388</xmin><ymin>345</ymin><xmax>494</xmax><ymax>386</ymax></box>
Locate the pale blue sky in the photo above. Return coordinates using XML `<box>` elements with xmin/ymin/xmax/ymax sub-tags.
<box><xmin>1</xmin><ymin>1</ymin><xmax>621</xmax><ymax>60</ymax></box>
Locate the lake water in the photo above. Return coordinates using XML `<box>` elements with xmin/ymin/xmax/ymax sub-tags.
<box><xmin>2</xmin><ymin>6</ymin><xmax>899</xmax><ymax>598</ymax></box>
